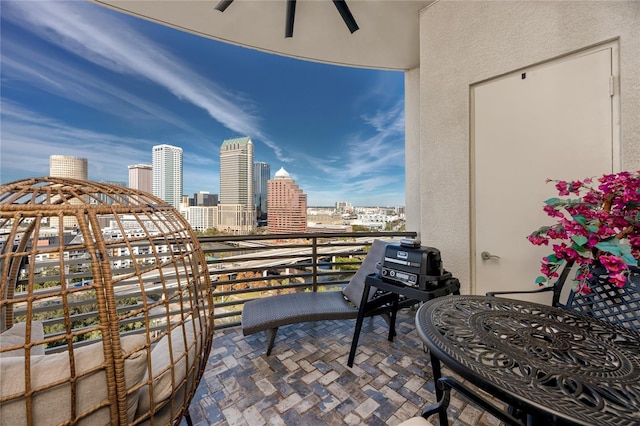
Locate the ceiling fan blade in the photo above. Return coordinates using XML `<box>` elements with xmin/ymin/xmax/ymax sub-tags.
<box><xmin>285</xmin><ymin>0</ymin><xmax>296</xmax><ymax>38</ymax></box>
<box><xmin>214</xmin><ymin>0</ymin><xmax>234</xmax><ymax>12</ymax></box>
<box><xmin>332</xmin><ymin>0</ymin><xmax>359</xmax><ymax>33</ymax></box>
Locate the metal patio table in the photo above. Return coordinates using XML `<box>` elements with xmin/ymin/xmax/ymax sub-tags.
<box><xmin>416</xmin><ymin>295</ymin><xmax>640</xmax><ymax>426</ymax></box>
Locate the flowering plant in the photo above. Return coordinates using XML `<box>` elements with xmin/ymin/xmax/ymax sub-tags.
<box><xmin>528</xmin><ymin>170</ymin><xmax>640</xmax><ymax>294</ymax></box>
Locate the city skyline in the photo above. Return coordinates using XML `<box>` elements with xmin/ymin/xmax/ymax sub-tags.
<box><xmin>0</xmin><ymin>1</ymin><xmax>406</xmax><ymax>207</ymax></box>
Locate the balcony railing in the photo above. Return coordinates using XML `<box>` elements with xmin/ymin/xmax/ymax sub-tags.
<box><xmin>200</xmin><ymin>231</ymin><xmax>417</xmax><ymax>330</ymax></box>
<box><xmin>8</xmin><ymin>232</ymin><xmax>416</xmax><ymax>342</ymax></box>
<box><xmin>7</xmin><ymin>231</ymin><xmax>416</xmax><ymax>349</ymax></box>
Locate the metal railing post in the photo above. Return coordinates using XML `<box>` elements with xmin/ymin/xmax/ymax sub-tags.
<box><xmin>311</xmin><ymin>236</ymin><xmax>318</xmax><ymax>292</ymax></box>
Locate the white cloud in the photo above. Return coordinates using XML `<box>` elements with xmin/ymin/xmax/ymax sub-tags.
<box><xmin>1</xmin><ymin>44</ymin><xmax>196</xmax><ymax>133</ymax></box>
<box><xmin>301</xmin><ymin>99</ymin><xmax>405</xmax><ymax>179</ymax></box>
<box><xmin>361</xmin><ymin>102</ymin><xmax>405</xmax><ymax>133</ymax></box>
<box><xmin>295</xmin><ymin>99</ymin><xmax>405</xmax><ymax>205</ymax></box>
<box><xmin>1</xmin><ymin>101</ymin><xmax>154</xmax><ymax>183</ymax></box>
<box><xmin>2</xmin><ymin>0</ymin><xmax>289</xmax><ymax>162</ymax></box>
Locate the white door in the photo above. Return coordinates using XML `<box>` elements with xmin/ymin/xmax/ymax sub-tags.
<box><xmin>473</xmin><ymin>44</ymin><xmax>617</xmax><ymax>304</ymax></box>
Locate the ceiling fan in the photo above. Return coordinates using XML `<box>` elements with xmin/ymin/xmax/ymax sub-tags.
<box><xmin>214</xmin><ymin>0</ymin><xmax>359</xmax><ymax>38</ymax></box>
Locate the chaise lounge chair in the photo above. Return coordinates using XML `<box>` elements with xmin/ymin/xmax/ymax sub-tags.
<box><xmin>241</xmin><ymin>239</ymin><xmax>413</xmax><ymax>355</ymax></box>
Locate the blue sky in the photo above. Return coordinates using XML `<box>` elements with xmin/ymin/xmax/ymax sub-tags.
<box><xmin>0</xmin><ymin>1</ymin><xmax>406</xmax><ymax>207</ymax></box>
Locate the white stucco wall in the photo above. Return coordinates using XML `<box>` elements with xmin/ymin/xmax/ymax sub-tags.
<box><xmin>415</xmin><ymin>1</ymin><xmax>640</xmax><ymax>293</ymax></box>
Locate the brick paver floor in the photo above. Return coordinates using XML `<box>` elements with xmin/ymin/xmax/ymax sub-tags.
<box><xmin>184</xmin><ymin>308</ymin><xmax>504</xmax><ymax>425</ymax></box>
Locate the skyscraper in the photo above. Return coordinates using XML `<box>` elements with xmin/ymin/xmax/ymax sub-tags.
<box><xmin>253</xmin><ymin>162</ymin><xmax>270</xmax><ymax>219</ymax></box>
<box><xmin>49</xmin><ymin>155</ymin><xmax>88</xmax><ymax>180</ymax></box>
<box><xmin>268</xmin><ymin>167</ymin><xmax>307</xmax><ymax>234</ymax></box>
<box><xmin>128</xmin><ymin>164</ymin><xmax>153</xmax><ymax>194</ymax></box>
<box><xmin>152</xmin><ymin>144</ymin><xmax>183</xmax><ymax>210</ymax></box>
<box><xmin>193</xmin><ymin>192</ymin><xmax>218</xmax><ymax>207</ymax></box>
<box><xmin>219</xmin><ymin>137</ymin><xmax>255</xmax><ymax>233</ymax></box>
<box><xmin>220</xmin><ymin>137</ymin><xmax>253</xmax><ymax>204</ymax></box>
<box><xmin>49</xmin><ymin>155</ymin><xmax>88</xmax><ymax>229</ymax></box>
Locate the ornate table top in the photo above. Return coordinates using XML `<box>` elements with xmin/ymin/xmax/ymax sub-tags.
<box><xmin>416</xmin><ymin>295</ymin><xmax>640</xmax><ymax>426</ymax></box>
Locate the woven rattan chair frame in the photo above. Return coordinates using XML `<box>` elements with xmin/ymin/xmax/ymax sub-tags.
<box><xmin>0</xmin><ymin>177</ymin><xmax>214</xmax><ymax>425</ymax></box>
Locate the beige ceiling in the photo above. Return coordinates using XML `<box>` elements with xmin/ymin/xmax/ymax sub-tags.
<box><xmin>92</xmin><ymin>0</ymin><xmax>433</xmax><ymax>71</ymax></box>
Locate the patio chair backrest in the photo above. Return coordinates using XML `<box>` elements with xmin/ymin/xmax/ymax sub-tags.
<box><xmin>535</xmin><ymin>260</ymin><xmax>640</xmax><ymax>332</ymax></box>
<box><xmin>342</xmin><ymin>239</ymin><xmax>388</xmax><ymax>309</ymax></box>
<box><xmin>546</xmin><ymin>260</ymin><xmax>576</xmax><ymax>307</ymax></box>
<box><xmin>564</xmin><ymin>271</ymin><xmax>640</xmax><ymax>332</ymax></box>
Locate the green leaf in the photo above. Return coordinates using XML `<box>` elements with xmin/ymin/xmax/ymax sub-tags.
<box><xmin>544</xmin><ymin>198</ymin><xmax>562</xmax><ymax>206</ymax></box>
<box><xmin>535</xmin><ymin>276</ymin><xmax>548</xmax><ymax>284</ymax></box>
<box><xmin>565</xmin><ymin>198</ymin><xmax>584</xmax><ymax>206</ymax></box>
<box><xmin>595</xmin><ymin>240</ymin><xmax>622</xmax><ymax>256</ymax></box>
<box><xmin>571</xmin><ymin>242</ymin><xmax>589</xmax><ymax>253</ymax></box>
<box><xmin>618</xmin><ymin>244</ymin><xmax>638</xmax><ymax>266</ymax></box>
<box><xmin>571</xmin><ymin>235</ymin><xmax>588</xmax><ymax>246</ymax></box>
<box><xmin>586</xmin><ymin>225</ymin><xmax>600</xmax><ymax>233</ymax></box>
<box><xmin>572</xmin><ymin>215</ymin><xmax>587</xmax><ymax>226</ymax></box>
<box><xmin>623</xmin><ymin>252</ymin><xmax>638</xmax><ymax>266</ymax></box>
<box><xmin>546</xmin><ymin>254</ymin><xmax>559</xmax><ymax>263</ymax></box>
<box><xmin>620</xmin><ymin>244</ymin><xmax>633</xmax><ymax>255</ymax></box>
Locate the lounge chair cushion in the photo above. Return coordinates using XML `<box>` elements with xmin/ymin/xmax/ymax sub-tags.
<box><xmin>341</xmin><ymin>239</ymin><xmax>386</xmax><ymax>307</ymax></box>
<box><xmin>242</xmin><ymin>239</ymin><xmax>388</xmax><ymax>337</ymax></box>
<box><xmin>242</xmin><ymin>291</ymin><xmax>359</xmax><ymax>336</ymax></box>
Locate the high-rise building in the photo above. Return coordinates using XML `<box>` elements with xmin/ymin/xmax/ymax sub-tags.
<box><xmin>220</xmin><ymin>137</ymin><xmax>253</xmax><ymax>205</ymax></box>
<box><xmin>152</xmin><ymin>144</ymin><xmax>183</xmax><ymax>210</ymax></box>
<box><xmin>128</xmin><ymin>164</ymin><xmax>153</xmax><ymax>194</ymax></box>
<box><xmin>268</xmin><ymin>167</ymin><xmax>307</xmax><ymax>234</ymax></box>
<box><xmin>184</xmin><ymin>206</ymin><xmax>219</xmax><ymax>232</ymax></box>
<box><xmin>49</xmin><ymin>155</ymin><xmax>88</xmax><ymax>229</ymax></box>
<box><xmin>49</xmin><ymin>155</ymin><xmax>88</xmax><ymax>180</ymax></box>
<box><xmin>219</xmin><ymin>137</ymin><xmax>255</xmax><ymax>233</ymax></box>
<box><xmin>97</xmin><ymin>181</ymin><xmax>126</xmax><ymax>205</ymax></box>
<box><xmin>254</xmin><ymin>162</ymin><xmax>270</xmax><ymax>219</ymax></box>
<box><xmin>193</xmin><ymin>192</ymin><xmax>218</xmax><ymax>207</ymax></box>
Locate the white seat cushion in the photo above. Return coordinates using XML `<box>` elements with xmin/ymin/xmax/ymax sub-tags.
<box><xmin>0</xmin><ymin>334</ymin><xmax>147</xmax><ymax>425</ymax></box>
<box><xmin>0</xmin><ymin>321</ymin><xmax>45</xmax><ymax>357</ymax></box>
<box><xmin>398</xmin><ymin>417</ymin><xmax>434</xmax><ymax>426</ymax></box>
<box><xmin>135</xmin><ymin>317</ymin><xmax>202</xmax><ymax>421</ymax></box>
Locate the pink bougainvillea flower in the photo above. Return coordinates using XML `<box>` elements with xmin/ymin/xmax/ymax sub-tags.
<box><xmin>608</xmin><ymin>272</ymin><xmax>628</xmax><ymax>288</ymax></box>
<box><xmin>527</xmin><ymin>234</ymin><xmax>548</xmax><ymax>245</ymax></box>
<box><xmin>529</xmin><ymin>170</ymin><xmax>640</xmax><ymax>293</ymax></box>
<box><xmin>543</xmin><ymin>204</ymin><xmax>564</xmax><ymax>218</ymax></box>
<box><xmin>599</xmin><ymin>254</ymin><xmax>627</xmax><ymax>273</ymax></box>
<box><xmin>576</xmin><ymin>284</ymin><xmax>593</xmax><ymax>294</ymax></box>
<box><xmin>555</xmin><ymin>181</ymin><xmax>570</xmax><ymax>196</ymax></box>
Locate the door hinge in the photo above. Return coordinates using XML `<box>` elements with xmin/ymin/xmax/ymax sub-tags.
<box><xmin>609</xmin><ymin>75</ymin><xmax>615</xmax><ymax>97</ymax></box>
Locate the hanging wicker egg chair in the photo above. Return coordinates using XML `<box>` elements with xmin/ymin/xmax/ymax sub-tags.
<box><xmin>0</xmin><ymin>177</ymin><xmax>214</xmax><ymax>425</ymax></box>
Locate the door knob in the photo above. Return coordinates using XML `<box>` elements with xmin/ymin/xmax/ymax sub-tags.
<box><xmin>481</xmin><ymin>251</ymin><xmax>500</xmax><ymax>261</ymax></box>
